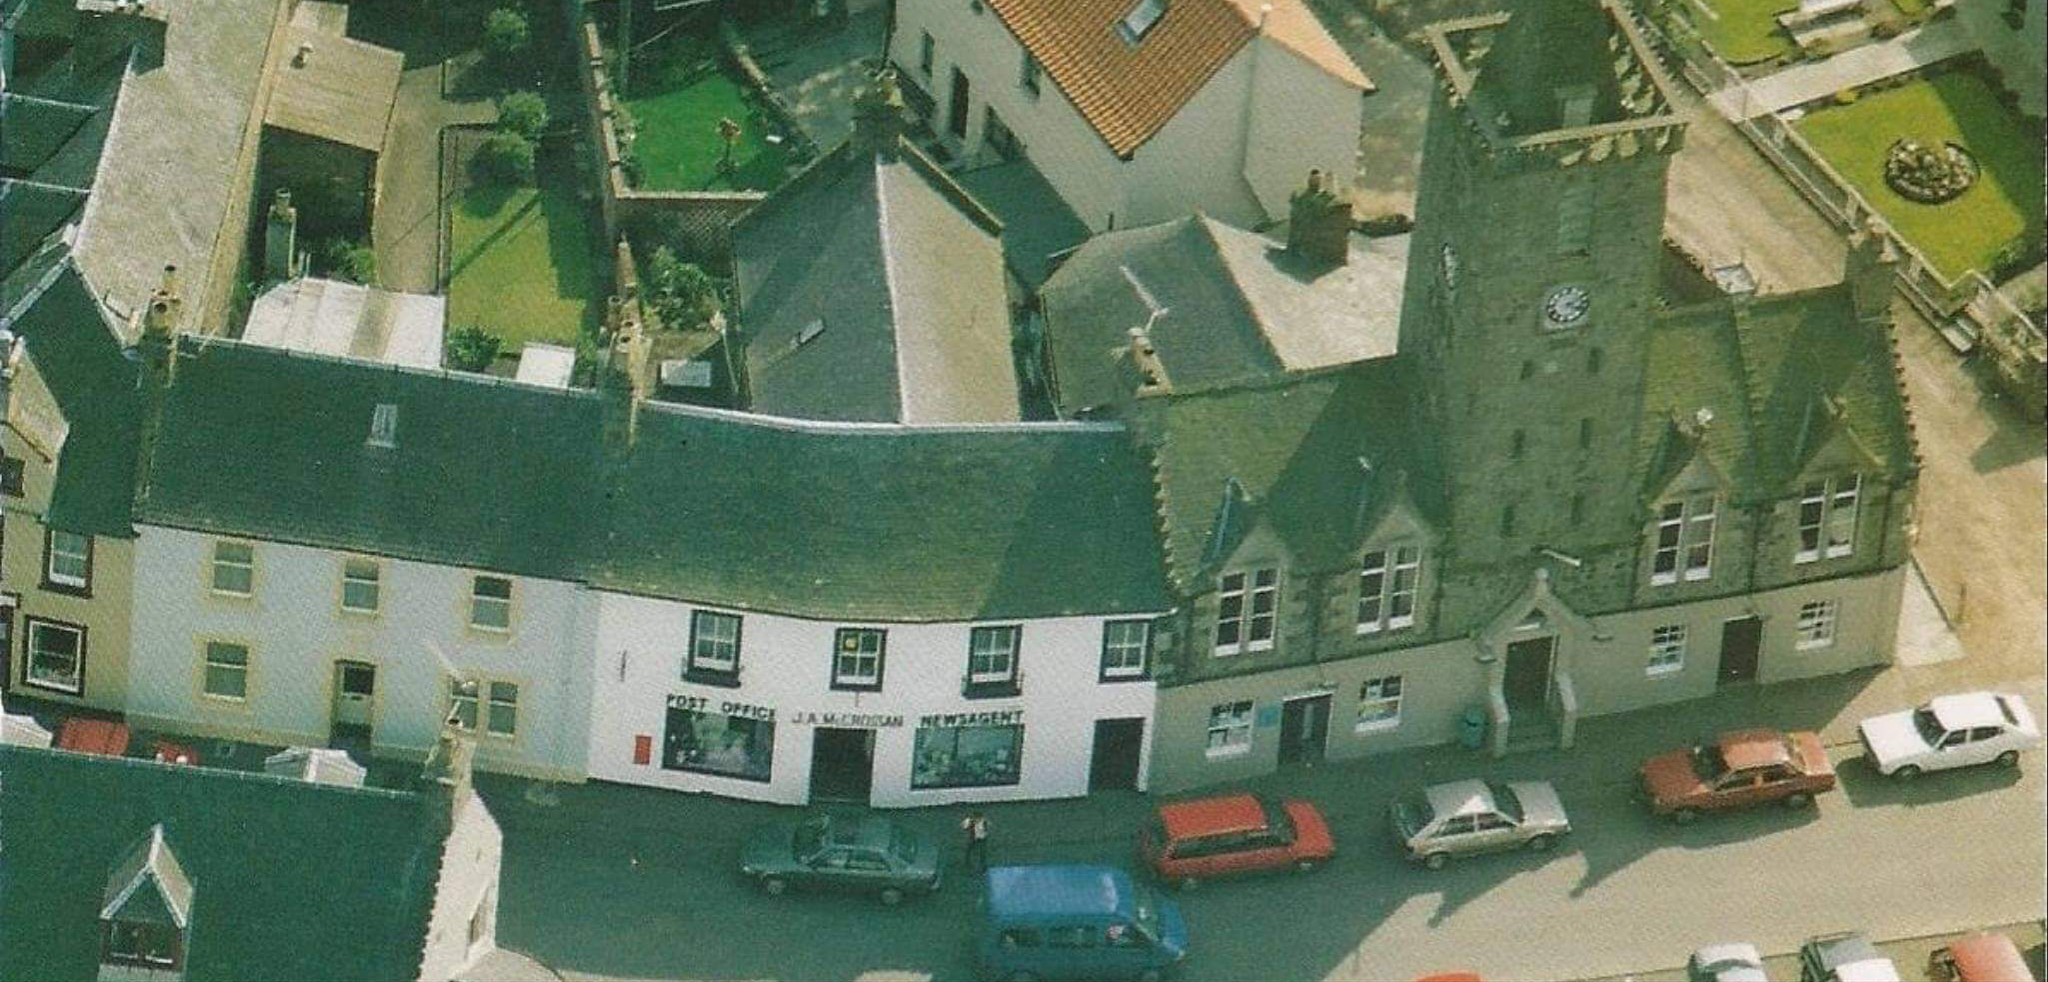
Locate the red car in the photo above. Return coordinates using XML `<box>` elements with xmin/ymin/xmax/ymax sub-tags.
<box><xmin>1138</xmin><ymin>792</ymin><xmax>1334</xmax><ymax>889</ymax></box>
<box><xmin>1639</xmin><ymin>728</ymin><xmax>1836</xmax><ymax>823</ymax></box>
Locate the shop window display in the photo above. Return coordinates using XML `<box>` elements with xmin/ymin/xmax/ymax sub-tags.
<box><xmin>664</xmin><ymin>707</ymin><xmax>774</xmax><ymax>782</ymax></box>
<box><xmin>912</xmin><ymin>724</ymin><xmax>1022</xmax><ymax>789</ymax></box>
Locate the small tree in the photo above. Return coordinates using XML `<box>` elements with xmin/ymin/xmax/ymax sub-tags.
<box><xmin>498</xmin><ymin>90</ymin><xmax>549</xmax><ymax>141</ymax></box>
<box><xmin>483</xmin><ymin>7</ymin><xmax>530</xmax><ymax>61</ymax></box>
<box><xmin>445</xmin><ymin>325</ymin><xmax>504</xmax><ymax>372</ymax></box>
<box><xmin>318</xmin><ymin>238</ymin><xmax>377</xmax><ymax>284</ymax></box>
<box><xmin>474</xmin><ymin>131</ymin><xmax>536</xmax><ymax>185</ymax></box>
<box><xmin>647</xmin><ymin>246</ymin><xmax>722</xmax><ymax>329</ymax></box>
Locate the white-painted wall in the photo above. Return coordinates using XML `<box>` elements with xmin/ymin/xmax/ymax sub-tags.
<box><xmin>1127</xmin><ymin>47</ymin><xmax>1264</xmax><ymax>230</ymax></box>
<box><xmin>417</xmin><ymin>789</ymin><xmax>503</xmax><ymax>982</ymax></box>
<box><xmin>126</xmin><ymin>525</ymin><xmax>594</xmax><ymax>781</ymax></box>
<box><xmin>1239</xmin><ymin>38</ymin><xmax>1365</xmax><ymax>219</ymax></box>
<box><xmin>587</xmin><ymin>590</ymin><xmax>1160</xmax><ymax>808</ymax></box>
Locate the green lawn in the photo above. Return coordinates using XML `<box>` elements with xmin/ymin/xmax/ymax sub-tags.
<box><xmin>622</xmin><ymin>40</ymin><xmax>792</xmax><ymax>192</ymax></box>
<box><xmin>447</xmin><ymin>154</ymin><xmax>603</xmax><ymax>350</ymax></box>
<box><xmin>1687</xmin><ymin>0</ymin><xmax>1794</xmax><ymax>65</ymax></box>
<box><xmin>1796</xmin><ymin>70</ymin><xmax>2045</xmax><ymax>281</ymax></box>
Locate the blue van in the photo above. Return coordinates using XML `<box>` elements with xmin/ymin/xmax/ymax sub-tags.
<box><xmin>975</xmin><ymin>864</ymin><xmax>1188</xmax><ymax>982</ymax></box>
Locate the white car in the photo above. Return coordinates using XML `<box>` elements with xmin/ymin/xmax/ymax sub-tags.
<box><xmin>1858</xmin><ymin>692</ymin><xmax>2040</xmax><ymax>779</ymax></box>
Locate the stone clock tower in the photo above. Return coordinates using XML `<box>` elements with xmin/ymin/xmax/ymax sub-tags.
<box><xmin>1397</xmin><ymin>0</ymin><xmax>1689</xmax><ymax>570</ymax></box>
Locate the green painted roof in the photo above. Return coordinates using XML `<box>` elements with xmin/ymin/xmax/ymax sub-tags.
<box><xmin>135</xmin><ymin>336</ymin><xmax>605</xmax><ymax>581</ymax></box>
<box><xmin>0</xmin><ymin>745</ymin><xmax>443</xmax><ymax>981</ymax></box>
<box><xmin>593</xmin><ymin>404</ymin><xmax>1173</xmax><ymax>621</ymax></box>
<box><xmin>1136</xmin><ymin>361</ymin><xmax>1431</xmax><ymax>590</ymax></box>
<box><xmin>2</xmin><ymin>263</ymin><xmax>142</xmax><ymax>536</ymax></box>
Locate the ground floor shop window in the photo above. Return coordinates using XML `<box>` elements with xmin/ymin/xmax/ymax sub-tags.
<box><xmin>1206</xmin><ymin>700</ymin><xmax>1253</xmax><ymax>757</ymax></box>
<box><xmin>1356</xmin><ymin>676</ymin><xmax>1402</xmax><ymax>731</ymax></box>
<box><xmin>665</xmin><ymin>707</ymin><xmax>774</xmax><ymax>782</ymax></box>
<box><xmin>912</xmin><ymin>723</ymin><xmax>1022</xmax><ymax>788</ymax></box>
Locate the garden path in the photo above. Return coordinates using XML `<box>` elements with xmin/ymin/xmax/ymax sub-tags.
<box><xmin>1706</xmin><ymin>17</ymin><xmax>1974</xmax><ymax>121</ymax></box>
<box><xmin>372</xmin><ymin>48</ymin><xmax>499</xmax><ymax>293</ymax></box>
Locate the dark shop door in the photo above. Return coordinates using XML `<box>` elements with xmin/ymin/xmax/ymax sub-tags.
<box><xmin>1088</xmin><ymin>717</ymin><xmax>1144</xmax><ymax>791</ymax></box>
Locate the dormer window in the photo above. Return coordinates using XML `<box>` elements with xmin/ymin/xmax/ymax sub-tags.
<box><xmin>100</xmin><ymin>825</ymin><xmax>191</xmax><ymax>979</ymax></box>
<box><xmin>1357</xmin><ymin>545</ymin><xmax>1422</xmax><ymax>635</ymax></box>
<box><xmin>1650</xmin><ymin>493</ymin><xmax>1716</xmax><ymax>585</ymax></box>
<box><xmin>1215</xmin><ymin>568</ymin><xmax>1277</xmax><ymax>655</ymax></box>
<box><xmin>1795</xmin><ymin>475</ymin><xmax>1860</xmax><ymax>563</ymax></box>
<box><xmin>1115</xmin><ymin>0</ymin><xmax>1166</xmax><ymax>45</ymax></box>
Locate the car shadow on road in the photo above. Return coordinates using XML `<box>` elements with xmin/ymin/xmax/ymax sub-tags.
<box><xmin>1834</xmin><ymin>753</ymin><xmax>2026</xmax><ymax>808</ymax></box>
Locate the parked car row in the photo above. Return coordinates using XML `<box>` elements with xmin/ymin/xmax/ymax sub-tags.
<box><xmin>732</xmin><ymin>691</ymin><xmax>2037</xmax><ymax>981</ymax></box>
<box><xmin>1690</xmin><ymin>929</ymin><xmax>2036</xmax><ymax>982</ymax></box>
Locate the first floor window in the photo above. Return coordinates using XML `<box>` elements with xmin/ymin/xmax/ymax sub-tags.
<box><xmin>1796</xmin><ymin>599</ymin><xmax>1838</xmax><ymax>649</ymax></box>
<box><xmin>663</xmin><ymin>706</ymin><xmax>774</xmax><ymax>781</ymax></box>
<box><xmin>1205</xmin><ymin>700</ymin><xmax>1253</xmax><ymax>756</ymax></box>
<box><xmin>1651</xmin><ymin>493</ymin><xmax>1717</xmax><ymax>585</ymax></box>
<box><xmin>1648</xmin><ymin>625</ymin><xmax>1686</xmax><ymax>675</ymax></box>
<box><xmin>833</xmin><ymin>628</ymin><xmax>885</xmax><ymax>690</ymax></box>
<box><xmin>201</xmin><ymin>641</ymin><xmax>249</xmax><ymax>699</ymax></box>
<box><xmin>1651</xmin><ymin>501</ymin><xmax>1683</xmax><ymax>583</ymax></box>
<box><xmin>1100</xmin><ymin>620</ymin><xmax>1150</xmax><ymax>679</ymax></box>
<box><xmin>210</xmin><ymin>540</ymin><xmax>254</xmax><ymax>596</ymax></box>
<box><xmin>1215</xmin><ymin>568</ymin><xmax>1277</xmax><ymax>655</ymax></box>
<box><xmin>1357</xmin><ymin>675</ymin><xmax>1403</xmax><ymax>731</ymax></box>
<box><xmin>103</xmin><ymin>919</ymin><xmax>180</xmax><ymax>968</ymax></box>
<box><xmin>1797</xmin><ymin>475</ymin><xmax>1861</xmax><ymax>563</ymax></box>
<box><xmin>1357</xmin><ymin>546</ymin><xmax>1422</xmax><ymax>634</ymax></box>
<box><xmin>688</xmin><ymin>610</ymin><xmax>743</xmax><ymax>674</ymax></box>
<box><xmin>0</xmin><ymin>453</ymin><xmax>23</xmax><ymax>496</ymax></box>
<box><xmin>487</xmin><ymin>681</ymin><xmax>519</xmax><ymax>736</ymax></box>
<box><xmin>341</xmin><ymin>558</ymin><xmax>381</xmax><ymax>612</ymax></box>
<box><xmin>912</xmin><ymin>724</ymin><xmax>1023</xmax><ymax>788</ymax></box>
<box><xmin>449</xmin><ymin>678</ymin><xmax>480</xmax><ymax>729</ymax></box>
<box><xmin>45</xmin><ymin>529</ymin><xmax>89</xmax><ymax>589</ymax></box>
<box><xmin>24</xmin><ymin>619</ymin><xmax>83</xmax><ymax>694</ymax></box>
<box><xmin>967</xmin><ymin>625</ymin><xmax>1020</xmax><ymax>685</ymax></box>
<box><xmin>470</xmin><ymin>575</ymin><xmax>512</xmax><ymax>631</ymax></box>
<box><xmin>1826</xmin><ymin>475</ymin><xmax>1860</xmax><ymax>558</ymax></box>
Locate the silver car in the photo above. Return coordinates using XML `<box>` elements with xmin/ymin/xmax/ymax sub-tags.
<box><xmin>1390</xmin><ymin>778</ymin><xmax>1571</xmax><ymax>869</ymax></box>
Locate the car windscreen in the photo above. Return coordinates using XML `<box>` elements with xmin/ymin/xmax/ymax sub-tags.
<box><xmin>1258</xmin><ymin>797</ymin><xmax>1296</xmax><ymax>842</ymax></box>
<box><xmin>1393</xmin><ymin>792</ymin><xmax>1433</xmax><ymax>832</ymax></box>
<box><xmin>1690</xmin><ymin>744</ymin><xmax>1727</xmax><ymax>780</ymax></box>
<box><xmin>1912</xmin><ymin>707</ymin><xmax>1945</xmax><ymax>744</ymax></box>
<box><xmin>889</xmin><ymin>826</ymin><xmax>917</xmax><ymax>864</ymax></box>
<box><xmin>793</xmin><ymin>820</ymin><xmax>825</xmax><ymax>858</ymax></box>
<box><xmin>1490</xmin><ymin>783</ymin><xmax>1523</xmax><ymax>823</ymax></box>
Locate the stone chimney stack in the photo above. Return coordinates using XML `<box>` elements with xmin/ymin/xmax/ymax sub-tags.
<box><xmin>851</xmin><ymin>69</ymin><xmax>908</xmax><ymax>157</ymax></box>
<box><xmin>422</xmin><ymin>720</ymin><xmax>479</xmax><ymax>820</ymax></box>
<box><xmin>141</xmin><ymin>264</ymin><xmax>181</xmax><ymax>338</ymax></box>
<box><xmin>1846</xmin><ymin>217</ymin><xmax>1899</xmax><ymax>325</ymax></box>
<box><xmin>1125</xmin><ymin>326</ymin><xmax>1170</xmax><ymax>395</ymax></box>
<box><xmin>264</xmin><ymin>190</ymin><xmax>301</xmax><ymax>284</ymax></box>
<box><xmin>1286</xmin><ymin>170</ymin><xmax>1352</xmax><ymax>266</ymax></box>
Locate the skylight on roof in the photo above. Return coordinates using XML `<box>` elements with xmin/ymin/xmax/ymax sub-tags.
<box><xmin>367</xmin><ymin>403</ymin><xmax>398</xmax><ymax>448</ymax></box>
<box><xmin>1116</xmin><ymin>0</ymin><xmax>1167</xmax><ymax>45</ymax></box>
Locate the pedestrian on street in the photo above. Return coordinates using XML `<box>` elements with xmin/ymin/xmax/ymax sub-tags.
<box><xmin>962</xmin><ymin>810</ymin><xmax>990</xmax><ymax>873</ymax></box>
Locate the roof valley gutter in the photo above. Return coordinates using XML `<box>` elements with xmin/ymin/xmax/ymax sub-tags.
<box><xmin>874</xmin><ymin>159</ymin><xmax>911</xmax><ymax>423</ymax></box>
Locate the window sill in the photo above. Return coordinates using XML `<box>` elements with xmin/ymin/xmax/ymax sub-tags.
<box><xmin>467</xmin><ymin>624</ymin><xmax>513</xmax><ymax>637</ymax></box>
<box><xmin>962</xmin><ymin>679</ymin><xmax>1021</xmax><ymax>700</ymax></box>
<box><xmin>1683</xmin><ymin>570</ymin><xmax>1712</xmax><ymax>582</ymax></box>
<box><xmin>1098</xmin><ymin>670</ymin><xmax>1150</xmax><ymax>684</ymax></box>
<box><xmin>684</xmin><ymin>667</ymin><xmax>742</xmax><ymax>688</ymax></box>
<box><xmin>208</xmin><ymin>588</ymin><xmax>253</xmax><ymax>600</ymax></box>
<box><xmin>39</xmin><ymin>580</ymin><xmax>90</xmax><ymax>598</ymax></box>
<box><xmin>339</xmin><ymin>606</ymin><xmax>381</xmax><ymax>618</ymax></box>
<box><xmin>1211</xmin><ymin>648</ymin><xmax>1242</xmax><ymax>658</ymax></box>
<box><xmin>200</xmin><ymin>691</ymin><xmax>249</xmax><ymax>704</ymax></box>
<box><xmin>1649</xmin><ymin>573</ymin><xmax>1678</xmax><ymax>586</ymax></box>
<box><xmin>1793</xmin><ymin>552</ymin><xmax>1820</xmax><ymax>565</ymax></box>
<box><xmin>1204</xmin><ymin>745</ymin><xmax>1251</xmax><ymax>760</ymax></box>
<box><xmin>1354</xmin><ymin>720</ymin><xmax>1400</xmax><ymax>734</ymax></box>
<box><xmin>1824</xmin><ymin>547</ymin><xmax>1854</xmax><ymax>560</ymax></box>
<box><xmin>830</xmin><ymin>681</ymin><xmax>882</xmax><ymax>694</ymax></box>
<box><xmin>1645</xmin><ymin>664</ymin><xmax>1684</xmax><ymax>677</ymax></box>
<box><xmin>1794</xmin><ymin>640</ymin><xmax>1834</xmax><ymax>651</ymax></box>
<box><xmin>21</xmin><ymin>676</ymin><xmax>83</xmax><ymax>697</ymax></box>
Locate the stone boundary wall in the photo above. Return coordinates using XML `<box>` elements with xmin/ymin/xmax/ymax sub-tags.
<box><xmin>1650</xmin><ymin>11</ymin><xmax>2045</xmax><ymax>416</ymax></box>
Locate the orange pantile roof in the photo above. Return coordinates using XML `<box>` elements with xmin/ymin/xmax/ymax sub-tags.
<box><xmin>984</xmin><ymin>0</ymin><xmax>1370</xmax><ymax>158</ymax></box>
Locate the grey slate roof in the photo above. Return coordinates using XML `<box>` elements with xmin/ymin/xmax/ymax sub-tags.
<box><xmin>263</xmin><ymin>22</ymin><xmax>402</xmax><ymax>153</ymax></box>
<box><xmin>0</xmin><ymin>745</ymin><xmax>445</xmax><ymax>982</ymax></box>
<box><xmin>594</xmin><ymin>403</ymin><xmax>1173</xmax><ymax>621</ymax></box>
<box><xmin>953</xmin><ymin>157</ymin><xmax>1091</xmax><ymax>288</ymax></box>
<box><xmin>1040</xmin><ymin>215</ymin><xmax>1404</xmax><ymax>414</ymax></box>
<box><xmin>134</xmin><ymin>336</ymin><xmax>604</xmax><ymax>582</ymax></box>
<box><xmin>732</xmin><ymin>140</ymin><xmax>1021</xmax><ymax>424</ymax></box>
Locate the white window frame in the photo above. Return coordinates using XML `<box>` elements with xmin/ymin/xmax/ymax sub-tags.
<box><xmin>1215</xmin><ymin>568</ymin><xmax>1278</xmax><ymax>656</ymax></box>
<box><xmin>24</xmin><ymin>618</ymin><xmax>83</xmax><ymax>694</ymax></box>
<box><xmin>1796</xmin><ymin>599</ymin><xmax>1838</xmax><ymax>649</ymax></box>
<box><xmin>1356</xmin><ymin>675</ymin><xmax>1403</xmax><ymax>732</ymax></box>
<box><xmin>449</xmin><ymin>678</ymin><xmax>480</xmax><ymax>730</ymax></box>
<box><xmin>1797</xmin><ymin>475</ymin><xmax>1861</xmax><ymax>564</ymax></box>
<box><xmin>967</xmin><ymin>625</ymin><xmax>1020</xmax><ymax>684</ymax></box>
<box><xmin>46</xmin><ymin>529</ymin><xmax>89</xmax><ymax>589</ymax></box>
<box><xmin>341</xmin><ymin>558</ymin><xmax>381</xmax><ymax>613</ymax></box>
<box><xmin>1651</xmin><ymin>494</ymin><xmax>1717</xmax><ymax>585</ymax></box>
<box><xmin>1100</xmin><ymin>620</ymin><xmax>1150</xmax><ymax>679</ymax></box>
<box><xmin>832</xmin><ymin>628</ymin><xmax>885</xmax><ymax>690</ymax></box>
<box><xmin>1357</xmin><ymin>546</ymin><xmax>1422</xmax><ymax>634</ymax></box>
<box><xmin>1651</xmin><ymin>501</ymin><xmax>1683</xmax><ymax>585</ymax></box>
<box><xmin>1648</xmin><ymin>624</ymin><xmax>1686</xmax><ymax>675</ymax></box>
<box><xmin>688</xmin><ymin>610</ymin><xmax>742</xmax><ymax>674</ymax></box>
<box><xmin>486</xmin><ymin>681</ymin><xmax>519</xmax><ymax>737</ymax></box>
<box><xmin>469</xmin><ymin>575</ymin><xmax>513</xmax><ymax>632</ymax></box>
<box><xmin>1684</xmin><ymin>493</ymin><xmax>1716</xmax><ymax>580</ymax></box>
<box><xmin>1205</xmin><ymin>700</ymin><xmax>1254</xmax><ymax>757</ymax></box>
<box><xmin>209</xmin><ymin>540</ymin><xmax>254</xmax><ymax>596</ymax></box>
<box><xmin>202</xmin><ymin>640</ymin><xmax>251</xmax><ymax>700</ymax></box>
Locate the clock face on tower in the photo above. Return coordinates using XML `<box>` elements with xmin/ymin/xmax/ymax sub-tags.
<box><xmin>1544</xmin><ymin>285</ymin><xmax>1591</xmax><ymax>327</ymax></box>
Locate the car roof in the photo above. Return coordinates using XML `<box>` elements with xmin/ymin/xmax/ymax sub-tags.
<box><xmin>1929</xmin><ymin>693</ymin><xmax>2006</xmax><ymax>731</ymax></box>
<box><xmin>1810</xmin><ymin>932</ymin><xmax>1884</xmax><ymax>969</ymax></box>
<box><xmin>1158</xmin><ymin>793</ymin><xmax>1266</xmax><ymax>839</ymax></box>
<box><xmin>1944</xmin><ymin>932</ymin><xmax>2031</xmax><ymax>980</ymax></box>
<box><xmin>984</xmin><ymin>864</ymin><xmax>1132</xmax><ymax>919</ymax></box>
<box><xmin>1719</xmin><ymin>729</ymin><xmax>1792</xmax><ymax>770</ymax></box>
<box><xmin>1422</xmin><ymin>779</ymin><xmax>1497</xmax><ymax>819</ymax></box>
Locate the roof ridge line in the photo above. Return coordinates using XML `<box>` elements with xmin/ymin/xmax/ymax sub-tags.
<box><xmin>874</xmin><ymin>152</ymin><xmax>911</xmax><ymax>423</ymax></box>
<box><xmin>636</xmin><ymin>395</ymin><xmax>1128</xmax><ymax>435</ymax></box>
<box><xmin>176</xmin><ymin>335</ymin><xmax>606</xmax><ymax>399</ymax></box>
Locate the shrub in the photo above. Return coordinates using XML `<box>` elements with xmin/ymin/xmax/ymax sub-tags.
<box><xmin>318</xmin><ymin>238</ymin><xmax>377</xmax><ymax>284</ymax></box>
<box><xmin>473</xmin><ymin>131</ymin><xmax>536</xmax><ymax>184</ymax></box>
<box><xmin>1990</xmin><ymin>228</ymin><xmax>2046</xmax><ymax>284</ymax></box>
<box><xmin>1833</xmin><ymin>87</ymin><xmax>1858</xmax><ymax>105</ymax></box>
<box><xmin>498</xmin><ymin>90</ymin><xmax>549</xmax><ymax>141</ymax></box>
<box><xmin>483</xmin><ymin>8</ymin><xmax>530</xmax><ymax>61</ymax></box>
<box><xmin>647</xmin><ymin>245</ymin><xmax>723</xmax><ymax>329</ymax></box>
<box><xmin>445</xmin><ymin>325</ymin><xmax>504</xmax><ymax>372</ymax></box>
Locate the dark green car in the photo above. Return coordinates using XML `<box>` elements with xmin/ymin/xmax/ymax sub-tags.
<box><xmin>739</xmin><ymin>814</ymin><xmax>942</xmax><ymax>905</ymax></box>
